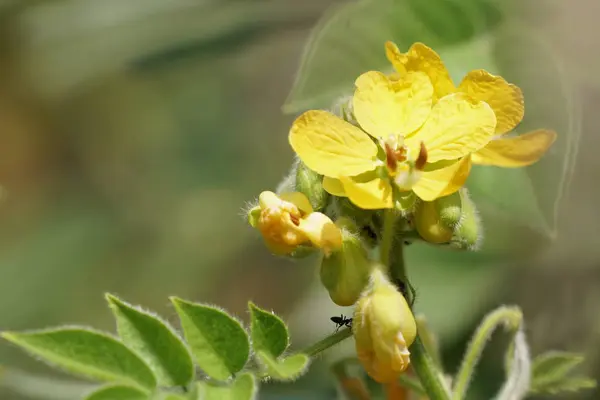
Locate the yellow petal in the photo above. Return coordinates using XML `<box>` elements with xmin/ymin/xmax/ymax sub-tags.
<box><xmin>458</xmin><ymin>69</ymin><xmax>524</xmax><ymax>134</ymax></box>
<box><xmin>279</xmin><ymin>192</ymin><xmax>313</xmax><ymax>213</ymax></box>
<box><xmin>385</xmin><ymin>41</ymin><xmax>455</xmax><ymax>102</ymax></box>
<box><xmin>289</xmin><ymin>110</ymin><xmax>378</xmax><ymax>177</ymax></box>
<box><xmin>322</xmin><ymin>176</ymin><xmax>347</xmax><ymax>197</ymax></box>
<box><xmin>353</xmin><ymin>71</ymin><xmax>433</xmax><ymax>138</ymax></box>
<box><xmin>384</xmin><ymin>41</ymin><xmax>408</xmax><ymax>75</ymax></box>
<box><xmin>340</xmin><ymin>177</ymin><xmax>393</xmax><ymax>209</ymax></box>
<box><xmin>406</xmin><ymin>93</ymin><xmax>496</xmax><ymax>162</ymax></box>
<box><xmin>412</xmin><ymin>157</ymin><xmax>471</xmax><ymax>201</ymax></box>
<box><xmin>298</xmin><ymin>212</ymin><xmax>342</xmax><ymax>256</ymax></box>
<box><xmin>471</xmin><ymin>129</ymin><xmax>557</xmax><ymax>167</ymax></box>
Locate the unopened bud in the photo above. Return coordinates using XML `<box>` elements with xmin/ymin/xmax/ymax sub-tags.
<box><xmin>450</xmin><ymin>189</ymin><xmax>482</xmax><ymax>250</ymax></box>
<box><xmin>320</xmin><ymin>218</ymin><xmax>373</xmax><ymax>306</ymax></box>
<box><xmin>295</xmin><ymin>161</ymin><xmax>329</xmax><ymax>212</ymax></box>
<box><xmin>414</xmin><ymin>199</ymin><xmax>453</xmax><ymax>244</ymax></box>
<box><xmin>353</xmin><ymin>268</ymin><xmax>417</xmax><ymax>383</ymax></box>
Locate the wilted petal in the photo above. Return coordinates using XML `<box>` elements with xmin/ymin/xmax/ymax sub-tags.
<box><xmin>412</xmin><ymin>157</ymin><xmax>472</xmax><ymax>201</ymax></box>
<box><xmin>458</xmin><ymin>69</ymin><xmax>524</xmax><ymax>134</ymax></box>
<box><xmin>289</xmin><ymin>110</ymin><xmax>378</xmax><ymax>177</ymax></box>
<box><xmin>353</xmin><ymin>70</ymin><xmax>433</xmax><ymax>138</ymax></box>
<box><xmin>406</xmin><ymin>93</ymin><xmax>496</xmax><ymax>162</ymax></box>
<box><xmin>298</xmin><ymin>212</ymin><xmax>343</xmax><ymax>255</ymax></box>
<box><xmin>471</xmin><ymin>129</ymin><xmax>557</xmax><ymax>167</ymax></box>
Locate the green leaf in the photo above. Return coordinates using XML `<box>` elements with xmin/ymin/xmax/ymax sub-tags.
<box><xmin>84</xmin><ymin>383</ymin><xmax>150</xmax><ymax>400</ymax></box>
<box><xmin>197</xmin><ymin>373</ymin><xmax>257</xmax><ymax>400</ymax></box>
<box><xmin>170</xmin><ymin>297</ymin><xmax>249</xmax><ymax>381</ymax></box>
<box><xmin>529</xmin><ymin>351</ymin><xmax>597</xmax><ymax>395</ymax></box>
<box><xmin>532</xmin><ymin>351</ymin><xmax>585</xmax><ymax>386</ymax></box>
<box><xmin>248</xmin><ymin>302</ymin><xmax>288</xmax><ymax>358</ymax></box>
<box><xmin>283</xmin><ymin>0</ymin><xmax>503</xmax><ymax>113</ymax></box>
<box><xmin>479</xmin><ymin>22</ymin><xmax>581</xmax><ymax>247</ymax></box>
<box><xmin>106</xmin><ymin>294</ymin><xmax>194</xmax><ymax>387</ymax></box>
<box><xmin>1</xmin><ymin>328</ymin><xmax>156</xmax><ymax>390</ymax></box>
<box><xmin>256</xmin><ymin>351</ymin><xmax>309</xmax><ymax>382</ymax></box>
<box><xmin>531</xmin><ymin>377</ymin><xmax>597</xmax><ymax>395</ymax></box>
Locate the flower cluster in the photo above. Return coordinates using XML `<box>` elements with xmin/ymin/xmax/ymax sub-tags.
<box><xmin>246</xmin><ymin>41</ymin><xmax>555</xmax><ymax>383</ymax></box>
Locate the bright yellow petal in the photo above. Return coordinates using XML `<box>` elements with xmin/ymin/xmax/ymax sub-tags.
<box><xmin>385</xmin><ymin>41</ymin><xmax>455</xmax><ymax>102</ymax></box>
<box><xmin>412</xmin><ymin>157</ymin><xmax>472</xmax><ymax>201</ymax></box>
<box><xmin>406</xmin><ymin>93</ymin><xmax>496</xmax><ymax>162</ymax></box>
<box><xmin>289</xmin><ymin>110</ymin><xmax>378</xmax><ymax>177</ymax></box>
<box><xmin>384</xmin><ymin>41</ymin><xmax>408</xmax><ymax>74</ymax></box>
<box><xmin>279</xmin><ymin>192</ymin><xmax>313</xmax><ymax>214</ymax></box>
<box><xmin>340</xmin><ymin>177</ymin><xmax>393</xmax><ymax>209</ymax></box>
<box><xmin>353</xmin><ymin>71</ymin><xmax>433</xmax><ymax>138</ymax></box>
<box><xmin>298</xmin><ymin>212</ymin><xmax>342</xmax><ymax>256</ymax></box>
<box><xmin>458</xmin><ymin>69</ymin><xmax>524</xmax><ymax>134</ymax></box>
<box><xmin>322</xmin><ymin>176</ymin><xmax>347</xmax><ymax>197</ymax></box>
<box><xmin>471</xmin><ymin>129</ymin><xmax>557</xmax><ymax>167</ymax></box>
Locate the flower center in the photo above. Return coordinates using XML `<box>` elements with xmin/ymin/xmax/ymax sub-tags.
<box><xmin>383</xmin><ymin>135</ymin><xmax>428</xmax><ymax>191</ymax></box>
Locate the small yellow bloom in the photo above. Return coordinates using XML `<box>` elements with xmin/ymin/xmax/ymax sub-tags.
<box><xmin>248</xmin><ymin>191</ymin><xmax>342</xmax><ymax>256</ymax></box>
<box><xmin>290</xmin><ymin>54</ymin><xmax>496</xmax><ymax>209</ymax></box>
<box><xmin>353</xmin><ymin>268</ymin><xmax>417</xmax><ymax>383</ymax></box>
<box><xmin>385</xmin><ymin>41</ymin><xmax>557</xmax><ymax>168</ymax></box>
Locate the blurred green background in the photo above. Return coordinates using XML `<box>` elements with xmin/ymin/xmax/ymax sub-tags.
<box><xmin>0</xmin><ymin>0</ymin><xmax>599</xmax><ymax>399</ymax></box>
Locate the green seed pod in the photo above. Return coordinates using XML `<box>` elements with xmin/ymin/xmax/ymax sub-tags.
<box><xmin>450</xmin><ymin>189</ymin><xmax>482</xmax><ymax>250</ymax></box>
<box><xmin>295</xmin><ymin>160</ymin><xmax>329</xmax><ymax>212</ymax></box>
<box><xmin>320</xmin><ymin>218</ymin><xmax>373</xmax><ymax>306</ymax></box>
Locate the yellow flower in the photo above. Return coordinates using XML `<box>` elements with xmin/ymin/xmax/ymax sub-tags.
<box><xmin>289</xmin><ymin>62</ymin><xmax>497</xmax><ymax>210</ymax></box>
<box><xmin>385</xmin><ymin>41</ymin><xmax>557</xmax><ymax>168</ymax></box>
<box><xmin>353</xmin><ymin>268</ymin><xmax>417</xmax><ymax>383</ymax></box>
<box><xmin>248</xmin><ymin>191</ymin><xmax>342</xmax><ymax>256</ymax></box>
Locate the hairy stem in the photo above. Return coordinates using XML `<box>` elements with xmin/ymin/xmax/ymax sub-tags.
<box><xmin>379</xmin><ymin>209</ymin><xmax>396</xmax><ymax>267</ymax></box>
<box><xmin>381</xmin><ymin>210</ymin><xmax>450</xmax><ymax>400</ymax></box>
<box><xmin>451</xmin><ymin>306</ymin><xmax>523</xmax><ymax>400</ymax></box>
<box><xmin>301</xmin><ymin>327</ymin><xmax>353</xmax><ymax>357</ymax></box>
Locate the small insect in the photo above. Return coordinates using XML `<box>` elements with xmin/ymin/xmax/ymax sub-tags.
<box><xmin>330</xmin><ymin>314</ymin><xmax>353</xmax><ymax>332</ymax></box>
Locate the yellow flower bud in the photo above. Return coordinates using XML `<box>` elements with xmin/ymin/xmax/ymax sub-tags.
<box><xmin>414</xmin><ymin>199</ymin><xmax>453</xmax><ymax>244</ymax></box>
<box><xmin>320</xmin><ymin>218</ymin><xmax>372</xmax><ymax>306</ymax></box>
<box><xmin>353</xmin><ymin>268</ymin><xmax>417</xmax><ymax>383</ymax></box>
<box><xmin>250</xmin><ymin>191</ymin><xmax>342</xmax><ymax>256</ymax></box>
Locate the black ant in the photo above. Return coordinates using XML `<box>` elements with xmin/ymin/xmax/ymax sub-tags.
<box><xmin>330</xmin><ymin>314</ymin><xmax>353</xmax><ymax>332</ymax></box>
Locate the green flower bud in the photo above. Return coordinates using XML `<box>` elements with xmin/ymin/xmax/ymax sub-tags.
<box><xmin>295</xmin><ymin>161</ymin><xmax>329</xmax><ymax>212</ymax></box>
<box><xmin>450</xmin><ymin>189</ymin><xmax>482</xmax><ymax>250</ymax></box>
<box><xmin>320</xmin><ymin>218</ymin><xmax>372</xmax><ymax>306</ymax></box>
<box><xmin>353</xmin><ymin>268</ymin><xmax>417</xmax><ymax>383</ymax></box>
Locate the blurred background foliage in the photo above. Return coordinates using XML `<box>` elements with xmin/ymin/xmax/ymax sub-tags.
<box><xmin>0</xmin><ymin>0</ymin><xmax>598</xmax><ymax>399</ymax></box>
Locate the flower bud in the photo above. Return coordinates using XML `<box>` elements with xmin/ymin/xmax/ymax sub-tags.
<box><xmin>353</xmin><ymin>268</ymin><xmax>417</xmax><ymax>383</ymax></box>
<box><xmin>320</xmin><ymin>218</ymin><xmax>372</xmax><ymax>306</ymax></box>
<box><xmin>414</xmin><ymin>199</ymin><xmax>453</xmax><ymax>244</ymax></box>
<box><xmin>450</xmin><ymin>189</ymin><xmax>482</xmax><ymax>250</ymax></box>
<box><xmin>249</xmin><ymin>191</ymin><xmax>342</xmax><ymax>256</ymax></box>
<box><xmin>295</xmin><ymin>161</ymin><xmax>329</xmax><ymax>212</ymax></box>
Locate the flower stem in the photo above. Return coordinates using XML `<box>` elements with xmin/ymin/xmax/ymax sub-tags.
<box><xmin>410</xmin><ymin>336</ymin><xmax>451</xmax><ymax>400</ymax></box>
<box><xmin>379</xmin><ymin>209</ymin><xmax>396</xmax><ymax>267</ymax></box>
<box><xmin>380</xmin><ymin>209</ymin><xmax>450</xmax><ymax>400</ymax></box>
<box><xmin>451</xmin><ymin>306</ymin><xmax>523</xmax><ymax>400</ymax></box>
<box><xmin>301</xmin><ymin>327</ymin><xmax>353</xmax><ymax>357</ymax></box>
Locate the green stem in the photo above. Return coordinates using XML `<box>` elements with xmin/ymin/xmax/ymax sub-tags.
<box><xmin>380</xmin><ymin>209</ymin><xmax>450</xmax><ymax>400</ymax></box>
<box><xmin>301</xmin><ymin>327</ymin><xmax>353</xmax><ymax>357</ymax></box>
<box><xmin>410</xmin><ymin>336</ymin><xmax>451</xmax><ymax>400</ymax></box>
<box><xmin>451</xmin><ymin>306</ymin><xmax>523</xmax><ymax>400</ymax></box>
<box><xmin>379</xmin><ymin>209</ymin><xmax>396</xmax><ymax>267</ymax></box>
